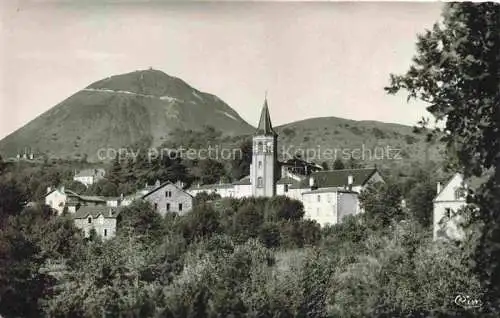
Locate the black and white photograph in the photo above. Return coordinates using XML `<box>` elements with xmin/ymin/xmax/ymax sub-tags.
<box><xmin>0</xmin><ymin>1</ymin><xmax>499</xmax><ymax>317</ymax></box>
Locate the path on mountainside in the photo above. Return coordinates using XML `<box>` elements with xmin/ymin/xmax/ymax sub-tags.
<box><xmin>83</xmin><ymin>88</ymin><xmax>240</xmax><ymax>121</ymax></box>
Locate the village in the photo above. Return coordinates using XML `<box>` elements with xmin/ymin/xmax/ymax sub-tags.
<box><xmin>39</xmin><ymin>99</ymin><xmax>471</xmax><ymax>242</ymax></box>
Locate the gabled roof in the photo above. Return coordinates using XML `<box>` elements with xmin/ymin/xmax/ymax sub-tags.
<box><xmin>189</xmin><ymin>183</ymin><xmax>234</xmax><ymax>190</ymax></box>
<box><xmin>289</xmin><ymin>168</ymin><xmax>379</xmax><ymax>189</ymax></box>
<box><xmin>277</xmin><ymin>177</ymin><xmax>299</xmax><ymax>185</ymax></box>
<box><xmin>233</xmin><ymin>176</ymin><xmax>251</xmax><ymax>185</ymax></box>
<box><xmin>255</xmin><ymin>98</ymin><xmax>277</xmax><ymax>136</ymax></box>
<box><xmin>73</xmin><ymin>206</ymin><xmax>120</xmax><ymax>219</ymax></box>
<box><xmin>142</xmin><ymin>181</ymin><xmax>193</xmax><ymax>199</ymax></box>
<box><xmin>301</xmin><ymin>187</ymin><xmax>358</xmax><ymax>195</ymax></box>
<box><xmin>434</xmin><ymin>171</ymin><xmax>492</xmax><ymax>201</ymax></box>
<box><xmin>74</xmin><ymin>168</ymin><xmax>105</xmax><ymax>178</ymax></box>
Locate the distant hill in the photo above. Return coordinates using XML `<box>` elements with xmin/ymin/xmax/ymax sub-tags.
<box><xmin>274</xmin><ymin>117</ymin><xmax>444</xmax><ymax>172</ymax></box>
<box><xmin>0</xmin><ymin>69</ymin><xmax>254</xmax><ymax>161</ymax></box>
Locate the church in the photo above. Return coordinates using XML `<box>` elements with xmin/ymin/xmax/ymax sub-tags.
<box><xmin>188</xmin><ymin>98</ymin><xmax>385</xmax><ymax>227</ymax></box>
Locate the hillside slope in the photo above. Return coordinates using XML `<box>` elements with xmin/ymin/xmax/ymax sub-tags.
<box><xmin>0</xmin><ymin>69</ymin><xmax>254</xmax><ymax>161</ymax></box>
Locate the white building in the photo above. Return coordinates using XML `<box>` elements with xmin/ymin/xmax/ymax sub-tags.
<box><xmin>432</xmin><ymin>172</ymin><xmax>488</xmax><ymax>241</ymax></box>
<box><xmin>186</xmin><ymin>98</ymin><xmax>385</xmax><ymax>227</ymax></box>
<box><xmin>301</xmin><ymin>188</ymin><xmax>359</xmax><ymax>227</ymax></box>
<box><xmin>73</xmin><ymin>168</ymin><xmax>106</xmax><ymax>187</ymax></box>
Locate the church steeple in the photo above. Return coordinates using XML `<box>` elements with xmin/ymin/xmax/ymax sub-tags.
<box><xmin>256</xmin><ymin>97</ymin><xmax>277</xmax><ymax>136</ymax></box>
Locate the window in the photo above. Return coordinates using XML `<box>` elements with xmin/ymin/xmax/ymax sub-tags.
<box><xmin>179</xmin><ymin>203</ymin><xmax>183</xmax><ymax>212</ymax></box>
<box><xmin>454</xmin><ymin>188</ymin><xmax>466</xmax><ymax>200</ymax></box>
<box><xmin>445</xmin><ymin>208</ymin><xmax>452</xmax><ymax>218</ymax></box>
<box><xmin>87</xmin><ymin>217</ymin><xmax>92</xmax><ymax>224</ymax></box>
<box><xmin>258</xmin><ymin>161</ymin><xmax>262</xmax><ymax>169</ymax></box>
<box><xmin>166</xmin><ymin>191</ymin><xmax>172</xmax><ymax>197</ymax></box>
<box><xmin>257</xmin><ymin>142</ymin><xmax>263</xmax><ymax>152</ymax></box>
<box><xmin>284</xmin><ymin>184</ymin><xmax>289</xmax><ymax>193</ymax></box>
<box><xmin>103</xmin><ymin>229</ymin><xmax>107</xmax><ymax>237</ymax></box>
<box><xmin>317</xmin><ymin>195</ymin><xmax>321</xmax><ymax>202</ymax></box>
<box><xmin>166</xmin><ymin>203</ymin><xmax>170</xmax><ymax>211</ymax></box>
<box><xmin>257</xmin><ymin>177</ymin><xmax>263</xmax><ymax>188</ymax></box>
<box><xmin>154</xmin><ymin>203</ymin><xmax>158</xmax><ymax>211</ymax></box>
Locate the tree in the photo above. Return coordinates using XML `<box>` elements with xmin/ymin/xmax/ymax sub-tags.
<box><xmin>332</xmin><ymin>158</ymin><xmax>345</xmax><ymax>170</ymax></box>
<box><xmin>385</xmin><ymin>3</ymin><xmax>500</xmax><ymax>311</ymax></box>
<box><xmin>359</xmin><ymin>182</ymin><xmax>405</xmax><ymax>229</ymax></box>
<box><xmin>117</xmin><ymin>201</ymin><xmax>165</xmax><ymax>243</ymax></box>
<box><xmin>406</xmin><ymin>181</ymin><xmax>435</xmax><ymax>228</ymax></box>
<box><xmin>198</xmin><ymin>159</ymin><xmax>226</xmax><ymax>185</ymax></box>
<box><xmin>108</xmin><ymin>153</ymin><xmax>124</xmax><ymax>186</ymax></box>
<box><xmin>231</xmin><ymin>139</ymin><xmax>252</xmax><ymax>181</ymax></box>
<box><xmin>180</xmin><ymin>203</ymin><xmax>221</xmax><ymax>243</ymax></box>
<box><xmin>320</xmin><ymin>161</ymin><xmax>330</xmax><ymax>171</ymax></box>
<box><xmin>0</xmin><ymin>154</ymin><xmax>5</xmax><ymax>174</ymax></box>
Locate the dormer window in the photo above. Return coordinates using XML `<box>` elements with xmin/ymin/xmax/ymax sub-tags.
<box><xmin>87</xmin><ymin>216</ymin><xmax>92</xmax><ymax>224</ymax></box>
<box><xmin>258</xmin><ymin>161</ymin><xmax>262</xmax><ymax>169</ymax></box>
<box><xmin>454</xmin><ymin>188</ymin><xmax>466</xmax><ymax>200</ymax></box>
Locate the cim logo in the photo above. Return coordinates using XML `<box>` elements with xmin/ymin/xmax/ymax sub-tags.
<box><xmin>454</xmin><ymin>294</ymin><xmax>483</xmax><ymax>309</ymax></box>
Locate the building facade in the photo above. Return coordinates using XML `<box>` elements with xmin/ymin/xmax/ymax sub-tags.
<box><xmin>433</xmin><ymin>173</ymin><xmax>469</xmax><ymax>241</ymax></box>
<box><xmin>73</xmin><ymin>206</ymin><xmax>120</xmax><ymax>239</ymax></box>
<box><xmin>73</xmin><ymin>168</ymin><xmax>106</xmax><ymax>187</ymax></box>
<box><xmin>142</xmin><ymin>181</ymin><xmax>194</xmax><ymax>216</ymax></box>
<box><xmin>186</xmin><ymin>98</ymin><xmax>385</xmax><ymax>227</ymax></box>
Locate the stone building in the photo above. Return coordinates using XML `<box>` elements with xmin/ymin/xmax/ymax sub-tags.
<box><xmin>142</xmin><ymin>181</ymin><xmax>193</xmax><ymax>216</ymax></box>
<box><xmin>73</xmin><ymin>205</ymin><xmax>120</xmax><ymax>239</ymax></box>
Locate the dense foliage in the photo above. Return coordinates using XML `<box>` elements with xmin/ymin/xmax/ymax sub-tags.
<box><xmin>387</xmin><ymin>2</ymin><xmax>500</xmax><ymax>313</ymax></box>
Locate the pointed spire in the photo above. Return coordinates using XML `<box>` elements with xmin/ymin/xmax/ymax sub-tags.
<box><xmin>256</xmin><ymin>95</ymin><xmax>277</xmax><ymax>136</ymax></box>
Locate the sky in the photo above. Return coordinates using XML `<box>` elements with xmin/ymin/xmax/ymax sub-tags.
<box><xmin>0</xmin><ymin>1</ymin><xmax>444</xmax><ymax>140</ymax></box>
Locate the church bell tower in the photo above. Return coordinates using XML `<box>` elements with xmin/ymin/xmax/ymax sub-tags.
<box><xmin>251</xmin><ymin>97</ymin><xmax>278</xmax><ymax>197</ymax></box>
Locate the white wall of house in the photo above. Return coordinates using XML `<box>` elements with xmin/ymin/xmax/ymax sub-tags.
<box><xmin>234</xmin><ymin>184</ymin><xmax>252</xmax><ymax>198</ymax></box>
<box><xmin>433</xmin><ymin>173</ymin><xmax>467</xmax><ymax>241</ymax></box>
<box><xmin>74</xmin><ymin>176</ymin><xmax>94</xmax><ymax>187</ymax></box>
<box><xmin>302</xmin><ymin>190</ymin><xmax>338</xmax><ymax>227</ymax></box>
<box><xmin>302</xmin><ymin>190</ymin><xmax>359</xmax><ymax>227</ymax></box>
<box><xmin>45</xmin><ymin>189</ymin><xmax>67</xmax><ymax>215</ymax></box>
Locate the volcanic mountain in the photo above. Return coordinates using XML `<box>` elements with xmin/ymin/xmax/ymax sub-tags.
<box><xmin>0</xmin><ymin>69</ymin><xmax>254</xmax><ymax>161</ymax></box>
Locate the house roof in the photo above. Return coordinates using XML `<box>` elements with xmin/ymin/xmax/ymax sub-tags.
<box><xmin>189</xmin><ymin>183</ymin><xmax>234</xmax><ymax>190</ymax></box>
<box><xmin>289</xmin><ymin>168</ymin><xmax>379</xmax><ymax>189</ymax></box>
<box><xmin>277</xmin><ymin>177</ymin><xmax>299</xmax><ymax>185</ymax></box>
<box><xmin>233</xmin><ymin>176</ymin><xmax>251</xmax><ymax>185</ymax></box>
<box><xmin>142</xmin><ymin>181</ymin><xmax>193</xmax><ymax>199</ymax></box>
<box><xmin>74</xmin><ymin>168</ymin><xmax>105</xmax><ymax>178</ymax></box>
<box><xmin>301</xmin><ymin>187</ymin><xmax>358</xmax><ymax>195</ymax></box>
<box><xmin>434</xmin><ymin>171</ymin><xmax>492</xmax><ymax>201</ymax></box>
<box><xmin>78</xmin><ymin>195</ymin><xmax>107</xmax><ymax>203</ymax></box>
<box><xmin>73</xmin><ymin>206</ymin><xmax>120</xmax><ymax>219</ymax></box>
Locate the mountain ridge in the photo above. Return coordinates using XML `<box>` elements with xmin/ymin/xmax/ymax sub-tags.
<box><xmin>0</xmin><ymin>69</ymin><xmax>443</xmax><ymax>168</ymax></box>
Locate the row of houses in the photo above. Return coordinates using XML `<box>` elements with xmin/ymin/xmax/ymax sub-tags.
<box><xmin>41</xmin><ymin>97</ymin><xmax>480</xmax><ymax>242</ymax></box>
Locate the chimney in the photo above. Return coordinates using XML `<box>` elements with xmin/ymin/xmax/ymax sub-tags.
<box><xmin>347</xmin><ymin>175</ymin><xmax>353</xmax><ymax>186</ymax></box>
<box><xmin>437</xmin><ymin>182</ymin><xmax>442</xmax><ymax>194</ymax></box>
<box><xmin>47</xmin><ymin>186</ymin><xmax>52</xmax><ymax>194</ymax></box>
<box><xmin>309</xmin><ymin>177</ymin><xmax>315</xmax><ymax>189</ymax></box>
<box><xmin>155</xmin><ymin>179</ymin><xmax>160</xmax><ymax>187</ymax></box>
<box><xmin>60</xmin><ymin>185</ymin><xmax>65</xmax><ymax>193</ymax></box>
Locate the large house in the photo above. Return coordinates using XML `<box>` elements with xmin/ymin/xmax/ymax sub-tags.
<box><xmin>433</xmin><ymin>172</ymin><xmax>488</xmax><ymax>241</ymax></box>
<box><xmin>73</xmin><ymin>206</ymin><xmax>120</xmax><ymax>239</ymax></box>
<box><xmin>44</xmin><ymin>186</ymin><xmax>108</xmax><ymax>215</ymax></box>
<box><xmin>73</xmin><ymin>168</ymin><xmax>106</xmax><ymax>187</ymax></box>
<box><xmin>187</xmin><ymin>98</ymin><xmax>385</xmax><ymax>226</ymax></box>
<box><xmin>142</xmin><ymin>181</ymin><xmax>194</xmax><ymax>216</ymax></box>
